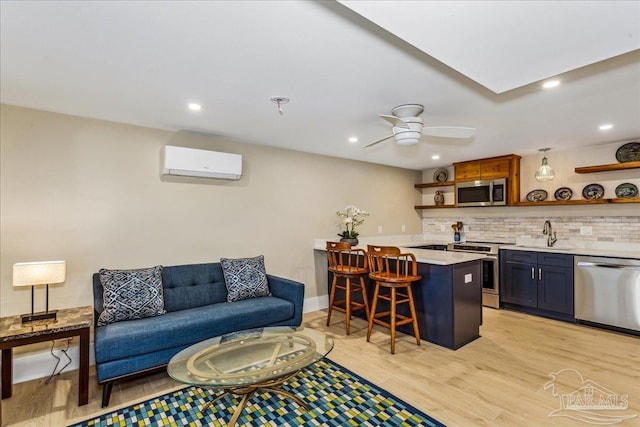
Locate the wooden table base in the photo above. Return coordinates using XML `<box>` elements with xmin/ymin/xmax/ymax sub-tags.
<box><xmin>0</xmin><ymin>306</ymin><xmax>92</xmax><ymax>406</ymax></box>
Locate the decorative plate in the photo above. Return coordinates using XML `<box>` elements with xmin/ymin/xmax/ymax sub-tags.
<box><xmin>615</xmin><ymin>182</ymin><xmax>638</xmax><ymax>198</ymax></box>
<box><xmin>582</xmin><ymin>183</ymin><xmax>604</xmax><ymax>200</ymax></box>
<box><xmin>433</xmin><ymin>168</ymin><xmax>448</xmax><ymax>183</ymax></box>
<box><xmin>615</xmin><ymin>142</ymin><xmax>640</xmax><ymax>163</ymax></box>
<box><xmin>526</xmin><ymin>189</ymin><xmax>548</xmax><ymax>202</ymax></box>
<box><xmin>554</xmin><ymin>187</ymin><xmax>573</xmax><ymax>201</ymax></box>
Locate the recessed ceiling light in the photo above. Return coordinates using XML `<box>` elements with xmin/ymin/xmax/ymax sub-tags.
<box><xmin>431</xmin><ymin>154</ymin><xmax>440</xmax><ymax>160</ymax></box>
<box><xmin>348</xmin><ymin>137</ymin><xmax>358</xmax><ymax>143</ymax></box>
<box><xmin>188</xmin><ymin>103</ymin><xmax>202</xmax><ymax>111</ymax></box>
<box><xmin>542</xmin><ymin>80</ymin><xmax>560</xmax><ymax>89</ymax></box>
<box><xmin>599</xmin><ymin>123</ymin><xmax>613</xmax><ymax>131</ymax></box>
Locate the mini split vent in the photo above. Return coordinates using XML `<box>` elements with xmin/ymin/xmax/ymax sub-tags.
<box><xmin>161</xmin><ymin>145</ymin><xmax>242</xmax><ymax>180</ymax></box>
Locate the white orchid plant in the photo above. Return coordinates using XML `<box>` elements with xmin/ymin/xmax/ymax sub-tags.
<box><xmin>336</xmin><ymin>205</ymin><xmax>369</xmax><ymax>239</ymax></box>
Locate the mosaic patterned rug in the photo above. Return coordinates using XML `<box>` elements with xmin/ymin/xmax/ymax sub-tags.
<box><xmin>69</xmin><ymin>358</ymin><xmax>444</xmax><ymax>426</ymax></box>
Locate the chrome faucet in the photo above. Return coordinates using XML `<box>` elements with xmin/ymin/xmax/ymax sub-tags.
<box><xmin>543</xmin><ymin>220</ymin><xmax>557</xmax><ymax>247</ymax></box>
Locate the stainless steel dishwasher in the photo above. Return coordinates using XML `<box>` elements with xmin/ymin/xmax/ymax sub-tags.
<box><xmin>575</xmin><ymin>256</ymin><xmax>640</xmax><ymax>333</ymax></box>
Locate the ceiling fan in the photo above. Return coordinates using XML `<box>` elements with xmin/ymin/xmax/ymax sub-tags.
<box><xmin>364</xmin><ymin>104</ymin><xmax>476</xmax><ymax>148</ymax></box>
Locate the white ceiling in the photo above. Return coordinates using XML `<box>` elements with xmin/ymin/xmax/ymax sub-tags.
<box><xmin>339</xmin><ymin>1</ymin><xmax>640</xmax><ymax>93</ymax></box>
<box><xmin>1</xmin><ymin>1</ymin><xmax>639</xmax><ymax>170</ymax></box>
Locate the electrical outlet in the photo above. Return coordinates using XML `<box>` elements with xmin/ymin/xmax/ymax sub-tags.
<box><xmin>463</xmin><ymin>225</ymin><xmax>470</xmax><ymax>232</ymax></box>
<box><xmin>580</xmin><ymin>226</ymin><xmax>593</xmax><ymax>236</ymax></box>
<box><xmin>401</xmin><ymin>224</ymin><xmax>406</xmax><ymax>232</ymax></box>
<box><xmin>377</xmin><ymin>225</ymin><xmax>383</xmax><ymax>234</ymax></box>
<box><xmin>440</xmin><ymin>225</ymin><xmax>445</xmax><ymax>232</ymax></box>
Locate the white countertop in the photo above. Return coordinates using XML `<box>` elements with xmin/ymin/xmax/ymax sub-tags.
<box><xmin>315</xmin><ymin>234</ymin><xmax>640</xmax><ymax>262</ymax></box>
<box><xmin>500</xmin><ymin>238</ymin><xmax>640</xmax><ymax>260</ymax></box>
<box><xmin>399</xmin><ymin>247</ymin><xmax>487</xmax><ymax>265</ymax></box>
<box><xmin>314</xmin><ymin>237</ymin><xmax>486</xmax><ymax>266</ymax></box>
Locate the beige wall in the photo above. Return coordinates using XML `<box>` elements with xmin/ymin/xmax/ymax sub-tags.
<box><xmin>0</xmin><ymin>105</ymin><xmax>422</xmax><ymax>317</ymax></box>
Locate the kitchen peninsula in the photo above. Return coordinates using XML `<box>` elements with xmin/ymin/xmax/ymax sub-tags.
<box><xmin>314</xmin><ymin>239</ymin><xmax>486</xmax><ymax>350</ymax></box>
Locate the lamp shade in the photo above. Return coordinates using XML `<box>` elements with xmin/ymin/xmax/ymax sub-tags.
<box><xmin>13</xmin><ymin>261</ymin><xmax>66</xmax><ymax>287</ymax></box>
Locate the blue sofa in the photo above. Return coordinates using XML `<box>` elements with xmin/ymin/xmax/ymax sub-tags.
<box><xmin>92</xmin><ymin>262</ymin><xmax>304</xmax><ymax>407</ymax></box>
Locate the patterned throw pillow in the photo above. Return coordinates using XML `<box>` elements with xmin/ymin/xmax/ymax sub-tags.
<box><xmin>220</xmin><ymin>255</ymin><xmax>271</xmax><ymax>302</ymax></box>
<box><xmin>97</xmin><ymin>265</ymin><xmax>166</xmax><ymax>326</ymax></box>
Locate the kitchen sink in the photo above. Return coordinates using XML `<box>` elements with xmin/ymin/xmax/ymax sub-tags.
<box><xmin>512</xmin><ymin>238</ymin><xmax>576</xmax><ymax>251</ymax></box>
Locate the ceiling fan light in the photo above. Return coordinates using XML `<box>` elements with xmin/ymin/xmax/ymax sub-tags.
<box><xmin>394</xmin><ymin>130</ymin><xmax>422</xmax><ymax>145</ymax></box>
<box><xmin>396</xmin><ymin>138</ymin><xmax>420</xmax><ymax>146</ymax></box>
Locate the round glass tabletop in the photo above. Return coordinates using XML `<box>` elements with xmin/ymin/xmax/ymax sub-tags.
<box><xmin>167</xmin><ymin>326</ymin><xmax>334</xmax><ymax>388</ymax></box>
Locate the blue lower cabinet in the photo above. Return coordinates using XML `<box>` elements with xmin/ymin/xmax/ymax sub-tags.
<box><xmin>500</xmin><ymin>249</ymin><xmax>574</xmax><ymax>321</ymax></box>
<box><xmin>409</xmin><ymin>261</ymin><xmax>482</xmax><ymax>350</ymax></box>
<box><xmin>328</xmin><ymin>259</ymin><xmax>483</xmax><ymax>350</ymax></box>
<box><xmin>502</xmin><ymin>261</ymin><xmax>537</xmax><ymax>307</ymax></box>
<box><xmin>537</xmin><ymin>264</ymin><xmax>574</xmax><ymax>314</ymax></box>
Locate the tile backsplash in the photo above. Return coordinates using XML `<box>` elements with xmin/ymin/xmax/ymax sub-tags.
<box><xmin>422</xmin><ymin>216</ymin><xmax>640</xmax><ymax>244</ymax></box>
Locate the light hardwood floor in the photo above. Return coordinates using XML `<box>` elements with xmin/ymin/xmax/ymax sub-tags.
<box><xmin>2</xmin><ymin>308</ymin><xmax>639</xmax><ymax>426</ymax></box>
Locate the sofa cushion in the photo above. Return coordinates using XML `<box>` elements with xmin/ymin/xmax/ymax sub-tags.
<box><xmin>97</xmin><ymin>266</ymin><xmax>166</xmax><ymax>326</ymax></box>
<box><xmin>94</xmin><ymin>296</ymin><xmax>295</xmax><ymax>365</ymax></box>
<box><xmin>161</xmin><ymin>263</ymin><xmax>228</xmax><ymax>312</ymax></box>
<box><xmin>220</xmin><ymin>255</ymin><xmax>271</xmax><ymax>302</ymax></box>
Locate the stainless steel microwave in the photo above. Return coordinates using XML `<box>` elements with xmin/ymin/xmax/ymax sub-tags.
<box><xmin>456</xmin><ymin>178</ymin><xmax>507</xmax><ymax>207</ymax></box>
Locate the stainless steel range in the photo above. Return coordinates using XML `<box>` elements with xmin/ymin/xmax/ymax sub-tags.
<box><xmin>447</xmin><ymin>241</ymin><xmax>506</xmax><ymax>309</ymax></box>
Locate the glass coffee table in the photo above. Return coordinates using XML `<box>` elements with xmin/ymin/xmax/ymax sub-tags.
<box><xmin>167</xmin><ymin>326</ymin><xmax>333</xmax><ymax>427</ymax></box>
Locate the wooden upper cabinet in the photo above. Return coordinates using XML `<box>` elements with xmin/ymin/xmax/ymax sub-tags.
<box><xmin>454</xmin><ymin>154</ymin><xmax>521</xmax><ymax>205</ymax></box>
<box><xmin>454</xmin><ymin>162</ymin><xmax>481</xmax><ymax>181</ymax></box>
<box><xmin>479</xmin><ymin>157</ymin><xmax>512</xmax><ymax>180</ymax></box>
<box><xmin>454</xmin><ymin>155</ymin><xmax>518</xmax><ymax>181</ymax></box>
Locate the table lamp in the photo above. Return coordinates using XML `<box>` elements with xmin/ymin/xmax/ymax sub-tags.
<box><xmin>13</xmin><ymin>260</ymin><xmax>66</xmax><ymax>323</ymax></box>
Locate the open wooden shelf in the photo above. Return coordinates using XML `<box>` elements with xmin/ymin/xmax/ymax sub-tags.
<box><xmin>574</xmin><ymin>161</ymin><xmax>640</xmax><ymax>174</ymax></box>
<box><xmin>415</xmin><ymin>204</ymin><xmax>456</xmax><ymax>209</ymax></box>
<box><xmin>610</xmin><ymin>197</ymin><xmax>640</xmax><ymax>204</ymax></box>
<box><xmin>516</xmin><ymin>197</ymin><xmax>639</xmax><ymax>206</ymax></box>
<box><xmin>414</xmin><ymin>160</ymin><xmax>639</xmax><ymax>210</ymax></box>
<box><xmin>414</xmin><ymin>181</ymin><xmax>455</xmax><ymax>188</ymax></box>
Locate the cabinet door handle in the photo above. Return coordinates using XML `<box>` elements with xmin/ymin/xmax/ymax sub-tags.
<box><xmin>531</xmin><ymin>267</ymin><xmax>535</xmax><ymax>279</ymax></box>
<box><xmin>538</xmin><ymin>268</ymin><xmax>542</xmax><ymax>280</ymax></box>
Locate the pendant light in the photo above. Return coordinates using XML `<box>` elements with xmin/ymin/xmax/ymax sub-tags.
<box><xmin>535</xmin><ymin>148</ymin><xmax>555</xmax><ymax>182</ymax></box>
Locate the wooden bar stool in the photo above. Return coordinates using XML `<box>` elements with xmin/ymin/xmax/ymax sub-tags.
<box><xmin>366</xmin><ymin>245</ymin><xmax>421</xmax><ymax>354</ymax></box>
<box><xmin>326</xmin><ymin>241</ymin><xmax>370</xmax><ymax>334</ymax></box>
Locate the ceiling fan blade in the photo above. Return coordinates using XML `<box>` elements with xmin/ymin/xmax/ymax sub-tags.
<box><xmin>379</xmin><ymin>114</ymin><xmax>410</xmax><ymax>129</ymax></box>
<box><xmin>363</xmin><ymin>134</ymin><xmax>394</xmax><ymax>148</ymax></box>
<box><xmin>423</xmin><ymin>126</ymin><xmax>476</xmax><ymax>138</ymax></box>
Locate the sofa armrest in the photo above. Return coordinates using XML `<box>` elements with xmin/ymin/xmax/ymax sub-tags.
<box><xmin>267</xmin><ymin>275</ymin><xmax>305</xmax><ymax>326</ymax></box>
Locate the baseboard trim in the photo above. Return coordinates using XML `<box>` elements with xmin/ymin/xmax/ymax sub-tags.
<box><xmin>12</xmin><ymin>341</ymin><xmax>96</xmax><ymax>385</ymax></box>
<box><xmin>12</xmin><ymin>296</ymin><xmax>328</xmax><ymax>385</ymax></box>
<box><xmin>303</xmin><ymin>295</ymin><xmax>328</xmax><ymax>313</ymax></box>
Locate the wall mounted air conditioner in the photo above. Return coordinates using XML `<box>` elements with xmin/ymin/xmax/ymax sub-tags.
<box><xmin>161</xmin><ymin>145</ymin><xmax>242</xmax><ymax>180</ymax></box>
